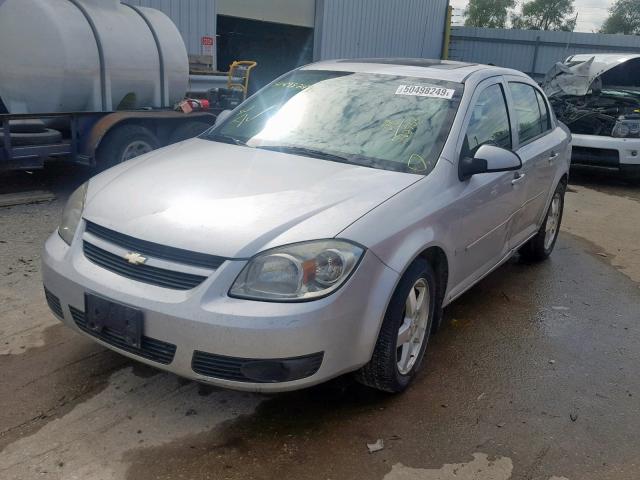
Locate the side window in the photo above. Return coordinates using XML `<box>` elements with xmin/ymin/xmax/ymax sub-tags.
<box><xmin>509</xmin><ymin>82</ymin><xmax>544</xmax><ymax>144</ymax></box>
<box><xmin>462</xmin><ymin>83</ymin><xmax>512</xmax><ymax>158</ymax></box>
<box><xmin>535</xmin><ymin>89</ymin><xmax>551</xmax><ymax>132</ymax></box>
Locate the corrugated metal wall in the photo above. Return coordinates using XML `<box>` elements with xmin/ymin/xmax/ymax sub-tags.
<box><xmin>314</xmin><ymin>0</ymin><xmax>449</xmax><ymax>61</ymax></box>
<box><xmin>124</xmin><ymin>0</ymin><xmax>217</xmax><ymax>56</ymax></box>
<box><xmin>217</xmin><ymin>0</ymin><xmax>315</xmax><ymax>27</ymax></box>
<box><xmin>450</xmin><ymin>27</ymin><xmax>640</xmax><ymax>79</ymax></box>
<box><xmin>123</xmin><ymin>0</ymin><xmax>452</xmax><ymax>73</ymax></box>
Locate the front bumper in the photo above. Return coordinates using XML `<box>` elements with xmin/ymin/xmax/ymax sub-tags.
<box><xmin>571</xmin><ymin>134</ymin><xmax>640</xmax><ymax>169</ymax></box>
<box><xmin>42</xmin><ymin>229</ymin><xmax>398</xmax><ymax>392</ymax></box>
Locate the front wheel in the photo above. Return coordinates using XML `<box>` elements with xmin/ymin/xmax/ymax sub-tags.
<box><xmin>519</xmin><ymin>181</ymin><xmax>565</xmax><ymax>262</ymax></box>
<box><xmin>355</xmin><ymin>259</ymin><xmax>436</xmax><ymax>393</ymax></box>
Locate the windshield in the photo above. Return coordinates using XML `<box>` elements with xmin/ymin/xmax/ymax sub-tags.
<box><xmin>203</xmin><ymin>70</ymin><xmax>463</xmax><ymax>175</ymax></box>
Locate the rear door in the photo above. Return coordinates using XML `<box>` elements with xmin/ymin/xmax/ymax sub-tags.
<box><xmin>505</xmin><ymin>80</ymin><xmax>561</xmax><ymax>248</ymax></box>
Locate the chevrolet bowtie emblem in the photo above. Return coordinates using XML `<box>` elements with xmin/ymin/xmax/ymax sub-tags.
<box><xmin>124</xmin><ymin>252</ymin><xmax>147</xmax><ymax>265</ymax></box>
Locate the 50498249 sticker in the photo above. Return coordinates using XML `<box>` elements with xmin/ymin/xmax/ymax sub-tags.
<box><xmin>395</xmin><ymin>85</ymin><xmax>455</xmax><ymax>99</ymax></box>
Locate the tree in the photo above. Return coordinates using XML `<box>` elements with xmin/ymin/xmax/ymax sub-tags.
<box><xmin>601</xmin><ymin>0</ymin><xmax>640</xmax><ymax>35</ymax></box>
<box><xmin>510</xmin><ymin>0</ymin><xmax>575</xmax><ymax>31</ymax></box>
<box><xmin>464</xmin><ymin>0</ymin><xmax>516</xmax><ymax>28</ymax></box>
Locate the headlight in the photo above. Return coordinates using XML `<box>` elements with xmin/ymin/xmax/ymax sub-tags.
<box><xmin>612</xmin><ymin>116</ymin><xmax>640</xmax><ymax>138</ymax></box>
<box><xmin>58</xmin><ymin>182</ymin><xmax>88</xmax><ymax>245</ymax></box>
<box><xmin>612</xmin><ymin>121</ymin><xmax>630</xmax><ymax>138</ymax></box>
<box><xmin>229</xmin><ymin>240</ymin><xmax>364</xmax><ymax>301</ymax></box>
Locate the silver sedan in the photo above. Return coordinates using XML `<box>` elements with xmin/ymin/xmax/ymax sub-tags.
<box><xmin>42</xmin><ymin>59</ymin><xmax>571</xmax><ymax>393</ymax></box>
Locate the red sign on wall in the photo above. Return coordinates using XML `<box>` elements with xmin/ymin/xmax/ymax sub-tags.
<box><xmin>201</xmin><ymin>36</ymin><xmax>215</xmax><ymax>56</ymax></box>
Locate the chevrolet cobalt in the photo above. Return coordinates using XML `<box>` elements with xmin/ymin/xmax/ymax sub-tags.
<box><xmin>43</xmin><ymin>59</ymin><xmax>571</xmax><ymax>393</ymax></box>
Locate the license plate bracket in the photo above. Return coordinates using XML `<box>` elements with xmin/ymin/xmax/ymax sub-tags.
<box><xmin>85</xmin><ymin>293</ymin><xmax>143</xmax><ymax>349</ymax></box>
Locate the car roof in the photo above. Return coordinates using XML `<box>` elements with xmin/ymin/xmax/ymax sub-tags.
<box><xmin>302</xmin><ymin>58</ymin><xmax>527</xmax><ymax>84</ymax></box>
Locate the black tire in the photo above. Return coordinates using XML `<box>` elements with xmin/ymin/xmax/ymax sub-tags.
<box><xmin>0</xmin><ymin>128</ymin><xmax>62</xmax><ymax>146</ymax></box>
<box><xmin>620</xmin><ymin>165</ymin><xmax>640</xmax><ymax>185</ymax></box>
<box><xmin>169</xmin><ymin>121</ymin><xmax>213</xmax><ymax>144</ymax></box>
<box><xmin>355</xmin><ymin>259</ymin><xmax>437</xmax><ymax>393</ymax></box>
<box><xmin>519</xmin><ymin>181</ymin><xmax>566</xmax><ymax>262</ymax></box>
<box><xmin>7</xmin><ymin>119</ymin><xmax>47</xmax><ymax>133</ymax></box>
<box><xmin>96</xmin><ymin>124</ymin><xmax>159</xmax><ymax>169</ymax></box>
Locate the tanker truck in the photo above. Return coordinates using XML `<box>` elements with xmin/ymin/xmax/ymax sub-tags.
<box><xmin>0</xmin><ymin>0</ymin><xmax>252</xmax><ymax>171</ymax></box>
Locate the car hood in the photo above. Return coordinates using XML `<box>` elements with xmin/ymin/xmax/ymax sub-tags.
<box><xmin>83</xmin><ymin>138</ymin><xmax>421</xmax><ymax>258</ymax></box>
<box><xmin>544</xmin><ymin>54</ymin><xmax>640</xmax><ymax>97</ymax></box>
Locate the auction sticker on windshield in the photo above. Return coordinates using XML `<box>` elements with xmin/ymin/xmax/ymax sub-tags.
<box><xmin>395</xmin><ymin>85</ymin><xmax>455</xmax><ymax>99</ymax></box>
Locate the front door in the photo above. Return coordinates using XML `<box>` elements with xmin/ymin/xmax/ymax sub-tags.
<box><xmin>448</xmin><ymin>80</ymin><xmax>522</xmax><ymax>296</ymax></box>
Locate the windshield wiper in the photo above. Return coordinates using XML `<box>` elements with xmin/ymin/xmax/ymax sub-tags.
<box><xmin>256</xmin><ymin>145</ymin><xmax>355</xmax><ymax>165</ymax></box>
<box><xmin>208</xmin><ymin>133</ymin><xmax>247</xmax><ymax>146</ymax></box>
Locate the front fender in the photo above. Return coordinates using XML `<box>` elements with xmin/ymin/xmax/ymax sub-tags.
<box><xmin>339</xmin><ymin>162</ymin><xmax>457</xmax><ymax>299</ymax></box>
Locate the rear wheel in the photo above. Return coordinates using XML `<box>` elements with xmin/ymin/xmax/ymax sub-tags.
<box><xmin>96</xmin><ymin>124</ymin><xmax>159</xmax><ymax>169</ymax></box>
<box><xmin>520</xmin><ymin>181</ymin><xmax>565</xmax><ymax>262</ymax></box>
<box><xmin>355</xmin><ymin>259</ymin><xmax>436</xmax><ymax>393</ymax></box>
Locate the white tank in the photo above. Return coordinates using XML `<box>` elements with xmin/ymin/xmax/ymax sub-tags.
<box><xmin>0</xmin><ymin>0</ymin><xmax>189</xmax><ymax>113</ymax></box>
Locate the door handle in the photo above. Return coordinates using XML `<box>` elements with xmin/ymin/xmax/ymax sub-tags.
<box><xmin>548</xmin><ymin>151</ymin><xmax>559</xmax><ymax>162</ymax></box>
<box><xmin>511</xmin><ymin>172</ymin><xmax>526</xmax><ymax>185</ymax></box>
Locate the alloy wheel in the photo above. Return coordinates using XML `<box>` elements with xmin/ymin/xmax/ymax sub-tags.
<box><xmin>544</xmin><ymin>192</ymin><xmax>562</xmax><ymax>250</ymax></box>
<box><xmin>396</xmin><ymin>278</ymin><xmax>430</xmax><ymax>375</ymax></box>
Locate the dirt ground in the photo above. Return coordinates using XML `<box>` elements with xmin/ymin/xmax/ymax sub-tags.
<box><xmin>0</xmin><ymin>166</ymin><xmax>639</xmax><ymax>480</ymax></box>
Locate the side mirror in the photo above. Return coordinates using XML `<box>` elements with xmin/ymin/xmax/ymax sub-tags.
<box><xmin>459</xmin><ymin>144</ymin><xmax>522</xmax><ymax>181</ymax></box>
<box><xmin>214</xmin><ymin>109</ymin><xmax>232</xmax><ymax>127</ymax></box>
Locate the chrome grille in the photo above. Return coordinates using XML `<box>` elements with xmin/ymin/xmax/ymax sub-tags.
<box><xmin>85</xmin><ymin>221</ymin><xmax>226</xmax><ymax>269</ymax></box>
<box><xmin>83</xmin><ymin>241</ymin><xmax>207</xmax><ymax>290</ymax></box>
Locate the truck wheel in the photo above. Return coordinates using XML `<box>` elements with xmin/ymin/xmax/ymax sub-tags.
<box><xmin>169</xmin><ymin>121</ymin><xmax>212</xmax><ymax>144</ymax></box>
<box><xmin>519</xmin><ymin>182</ymin><xmax>565</xmax><ymax>262</ymax></box>
<box><xmin>0</xmin><ymin>128</ymin><xmax>62</xmax><ymax>146</ymax></box>
<box><xmin>96</xmin><ymin>124</ymin><xmax>159</xmax><ymax>168</ymax></box>
<box><xmin>355</xmin><ymin>259</ymin><xmax>436</xmax><ymax>393</ymax></box>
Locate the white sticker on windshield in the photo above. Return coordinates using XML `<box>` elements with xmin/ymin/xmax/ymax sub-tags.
<box><xmin>395</xmin><ymin>85</ymin><xmax>455</xmax><ymax>99</ymax></box>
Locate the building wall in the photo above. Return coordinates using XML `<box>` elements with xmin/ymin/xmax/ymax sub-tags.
<box><xmin>217</xmin><ymin>0</ymin><xmax>315</xmax><ymax>27</ymax></box>
<box><xmin>124</xmin><ymin>0</ymin><xmax>451</xmax><ymax>84</ymax></box>
<box><xmin>124</xmin><ymin>0</ymin><xmax>217</xmax><ymax>56</ymax></box>
<box><xmin>450</xmin><ymin>27</ymin><xmax>640</xmax><ymax>79</ymax></box>
<box><xmin>314</xmin><ymin>0</ymin><xmax>449</xmax><ymax>61</ymax></box>
<box><xmin>217</xmin><ymin>15</ymin><xmax>314</xmax><ymax>90</ymax></box>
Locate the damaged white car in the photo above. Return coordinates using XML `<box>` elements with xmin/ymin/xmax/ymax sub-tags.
<box><xmin>544</xmin><ymin>54</ymin><xmax>640</xmax><ymax>181</ymax></box>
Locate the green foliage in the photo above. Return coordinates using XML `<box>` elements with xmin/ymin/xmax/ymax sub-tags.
<box><xmin>510</xmin><ymin>0</ymin><xmax>576</xmax><ymax>31</ymax></box>
<box><xmin>464</xmin><ymin>0</ymin><xmax>516</xmax><ymax>28</ymax></box>
<box><xmin>601</xmin><ymin>0</ymin><xmax>640</xmax><ymax>35</ymax></box>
